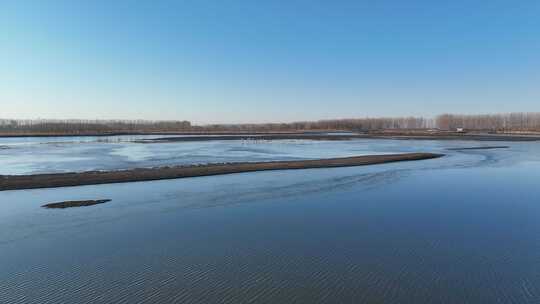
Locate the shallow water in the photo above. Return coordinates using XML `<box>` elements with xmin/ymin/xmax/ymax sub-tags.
<box><xmin>0</xmin><ymin>135</ymin><xmax>463</xmax><ymax>175</ymax></box>
<box><xmin>1</xmin><ymin>139</ymin><xmax>540</xmax><ymax>303</ymax></box>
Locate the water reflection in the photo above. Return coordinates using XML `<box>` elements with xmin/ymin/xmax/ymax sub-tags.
<box><xmin>1</xmin><ymin>139</ymin><xmax>540</xmax><ymax>303</ymax></box>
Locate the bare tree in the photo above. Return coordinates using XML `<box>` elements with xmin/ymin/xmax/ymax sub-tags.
<box><xmin>2</xmin><ymin>112</ymin><xmax>539</xmax><ymax>135</ymax></box>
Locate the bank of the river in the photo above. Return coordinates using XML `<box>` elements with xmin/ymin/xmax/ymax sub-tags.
<box><xmin>137</xmin><ymin>133</ymin><xmax>540</xmax><ymax>143</ymax></box>
<box><xmin>1</xmin><ymin>131</ymin><xmax>540</xmax><ymax>141</ymax></box>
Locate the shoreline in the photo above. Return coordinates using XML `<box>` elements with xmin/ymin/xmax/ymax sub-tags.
<box><xmin>0</xmin><ymin>131</ymin><xmax>540</xmax><ymax>142</ymax></box>
<box><xmin>0</xmin><ymin>153</ymin><xmax>443</xmax><ymax>191</ymax></box>
<box><xmin>137</xmin><ymin>133</ymin><xmax>540</xmax><ymax>143</ymax></box>
<box><xmin>0</xmin><ymin>131</ymin><xmax>320</xmax><ymax>138</ymax></box>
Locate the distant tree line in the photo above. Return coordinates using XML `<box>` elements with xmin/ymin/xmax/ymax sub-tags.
<box><xmin>201</xmin><ymin>113</ymin><xmax>539</xmax><ymax>132</ymax></box>
<box><xmin>435</xmin><ymin>113</ymin><xmax>540</xmax><ymax>132</ymax></box>
<box><xmin>1</xmin><ymin>113</ymin><xmax>539</xmax><ymax>134</ymax></box>
<box><xmin>0</xmin><ymin>119</ymin><xmax>191</xmax><ymax>135</ymax></box>
<box><xmin>196</xmin><ymin>116</ymin><xmax>433</xmax><ymax>132</ymax></box>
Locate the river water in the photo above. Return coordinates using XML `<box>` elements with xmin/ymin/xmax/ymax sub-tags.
<box><xmin>1</xmin><ymin>136</ymin><xmax>540</xmax><ymax>303</ymax></box>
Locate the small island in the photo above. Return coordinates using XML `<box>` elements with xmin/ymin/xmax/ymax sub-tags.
<box><xmin>42</xmin><ymin>199</ymin><xmax>112</xmax><ymax>209</ymax></box>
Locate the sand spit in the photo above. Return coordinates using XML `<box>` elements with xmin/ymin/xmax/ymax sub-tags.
<box><xmin>1</xmin><ymin>153</ymin><xmax>444</xmax><ymax>191</ymax></box>
<box><xmin>42</xmin><ymin>199</ymin><xmax>111</xmax><ymax>209</ymax></box>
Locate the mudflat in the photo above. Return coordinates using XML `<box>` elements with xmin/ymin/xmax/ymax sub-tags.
<box><xmin>0</xmin><ymin>153</ymin><xmax>443</xmax><ymax>191</ymax></box>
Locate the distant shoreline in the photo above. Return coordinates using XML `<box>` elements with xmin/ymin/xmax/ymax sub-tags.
<box><xmin>0</xmin><ymin>153</ymin><xmax>443</xmax><ymax>191</ymax></box>
<box><xmin>138</xmin><ymin>133</ymin><xmax>540</xmax><ymax>142</ymax></box>
<box><xmin>0</xmin><ymin>131</ymin><xmax>313</xmax><ymax>138</ymax></box>
<box><xmin>1</xmin><ymin>131</ymin><xmax>539</xmax><ymax>141</ymax></box>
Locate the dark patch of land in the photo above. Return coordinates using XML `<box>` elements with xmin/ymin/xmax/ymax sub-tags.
<box><xmin>447</xmin><ymin>146</ymin><xmax>510</xmax><ymax>151</ymax></box>
<box><xmin>42</xmin><ymin>199</ymin><xmax>111</xmax><ymax>209</ymax></box>
<box><xmin>0</xmin><ymin>153</ymin><xmax>444</xmax><ymax>191</ymax></box>
<box><xmin>0</xmin><ymin>131</ymin><xmax>319</xmax><ymax>138</ymax></box>
<box><xmin>135</xmin><ymin>134</ymin><xmax>365</xmax><ymax>143</ymax></box>
<box><xmin>367</xmin><ymin>132</ymin><xmax>540</xmax><ymax>142</ymax></box>
<box><xmin>135</xmin><ymin>132</ymin><xmax>540</xmax><ymax>143</ymax></box>
<box><xmin>1</xmin><ymin>130</ymin><xmax>540</xmax><ymax>141</ymax></box>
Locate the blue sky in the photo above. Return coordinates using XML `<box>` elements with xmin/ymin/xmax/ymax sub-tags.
<box><xmin>1</xmin><ymin>1</ymin><xmax>539</xmax><ymax>124</ymax></box>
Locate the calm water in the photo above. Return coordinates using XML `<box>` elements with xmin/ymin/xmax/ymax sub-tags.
<box><xmin>1</xmin><ymin>138</ymin><xmax>540</xmax><ymax>303</ymax></box>
<box><xmin>2</xmin><ymin>135</ymin><xmax>451</xmax><ymax>175</ymax></box>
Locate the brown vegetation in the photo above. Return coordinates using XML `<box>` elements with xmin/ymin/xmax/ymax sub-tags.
<box><xmin>0</xmin><ymin>119</ymin><xmax>191</xmax><ymax>136</ymax></box>
<box><xmin>2</xmin><ymin>112</ymin><xmax>540</xmax><ymax>136</ymax></box>
<box><xmin>436</xmin><ymin>113</ymin><xmax>540</xmax><ymax>132</ymax></box>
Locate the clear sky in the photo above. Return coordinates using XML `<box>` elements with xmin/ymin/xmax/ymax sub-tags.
<box><xmin>1</xmin><ymin>1</ymin><xmax>539</xmax><ymax>124</ymax></box>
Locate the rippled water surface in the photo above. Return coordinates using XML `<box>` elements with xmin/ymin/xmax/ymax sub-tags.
<box><xmin>1</xmin><ymin>137</ymin><xmax>540</xmax><ymax>303</ymax></box>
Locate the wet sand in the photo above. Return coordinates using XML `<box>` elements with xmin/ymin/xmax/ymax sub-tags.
<box><xmin>0</xmin><ymin>153</ymin><xmax>443</xmax><ymax>191</ymax></box>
